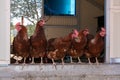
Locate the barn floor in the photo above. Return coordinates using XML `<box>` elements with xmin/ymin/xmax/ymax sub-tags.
<box><xmin>0</xmin><ymin>63</ymin><xmax>120</xmax><ymax>80</ymax></box>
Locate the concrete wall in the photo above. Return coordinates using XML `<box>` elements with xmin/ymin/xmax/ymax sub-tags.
<box><xmin>0</xmin><ymin>64</ymin><xmax>120</xmax><ymax>80</ymax></box>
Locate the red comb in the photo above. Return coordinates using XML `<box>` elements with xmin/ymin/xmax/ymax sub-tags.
<box><xmin>15</xmin><ymin>22</ymin><xmax>21</xmax><ymax>31</ymax></box>
<box><xmin>73</xmin><ymin>29</ymin><xmax>79</xmax><ymax>35</ymax></box>
<box><xmin>101</xmin><ymin>27</ymin><xmax>106</xmax><ymax>31</ymax></box>
<box><xmin>15</xmin><ymin>22</ymin><xmax>20</xmax><ymax>27</ymax></box>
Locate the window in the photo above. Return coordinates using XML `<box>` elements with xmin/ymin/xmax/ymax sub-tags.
<box><xmin>1</xmin><ymin>0</ymin><xmax>120</xmax><ymax>65</ymax></box>
<box><xmin>11</xmin><ymin>0</ymin><xmax>107</xmax><ymax>64</ymax></box>
<box><xmin>44</xmin><ymin>0</ymin><xmax>76</xmax><ymax>16</ymax></box>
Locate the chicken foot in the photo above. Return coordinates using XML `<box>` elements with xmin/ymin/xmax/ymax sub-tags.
<box><xmin>15</xmin><ymin>60</ymin><xmax>19</xmax><ymax>64</ymax></box>
<box><xmin>14</xmin><ymin>56</ymin><xmax>22</xmax><ymax>64</ymax></box>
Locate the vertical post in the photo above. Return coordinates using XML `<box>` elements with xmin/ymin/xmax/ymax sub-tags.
<box><xmin>21</xmin><ymin>16</ymin><xmax>24</xmax><ymax>25</ymax></box>
<box><xmin>0</xmin><ymin>0</ymin><xmax>10</xmax><ymax>65</ymax></box>
<box><xmin>105</xmin><ymin>0</ymin><xmax>110</xmax><ymax>63</ymax></box>
<box><xmin>76</xmin><ymin>0</ymin><xmax>81</xmax><ymax>30</ymax></box>
<box><xmin>42</xmin><ymin>0</ymin><xmax>44</xmax><ymax>17</ymax></box>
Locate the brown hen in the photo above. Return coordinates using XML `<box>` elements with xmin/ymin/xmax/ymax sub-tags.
<box><xmin>47</xmin><ymin>30</ymin><xmax>77</xmax><ymax>66</ymax></box>
<box><xmin>69</xmin><ymin>28</ymin><xmax>89</xmax><ymax>63</ymax></box>
<box><xmin>13</xmin><ymin>22</ymin><xmax>30</xmax><ymax>64</ymax></box>
<box><xmin>85</xmin><ymin>27</ymin><xmax>106</xmax><ymax>64</ymax></box>
<box><xmin>30</xmin><ymin>19</ymin><xmax>47</xmax><ymax>64</ymax></box>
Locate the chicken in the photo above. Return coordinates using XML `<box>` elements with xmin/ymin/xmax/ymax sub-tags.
<box><xmin>30</xmin><ymin>19</ymin><xmax>47</xmax><ymax>64</ymax></box>
<box><xmin>12</xmin><ymin>22</ymin><xmax>30</xmax><ymax>64</ymax></box>
<box><xmin>69</xmin><ymin>28</ymin><xmax>89</xmax><ymax>63</ymax></box>
<box><xmin>85</xmin><ymin>27</ymin><xmax>106</xmax><ymax>64</ymax></box>
<box><xmin>47</xmin><ymin>49</ymin><xmax>66</xmax><ymax>67</ymax></box>
<box><xmin>47</xmin><ymin>30</ymin><xmax>78</xmax><ymax>66</ymax></box>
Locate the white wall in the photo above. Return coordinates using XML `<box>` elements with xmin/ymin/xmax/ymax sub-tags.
<box><xmin>108</xmin><ymin>0</ymin><xmax>120</xmax><ymax>63</ymax></box>
<box><xmin>0</xmin><ymin>0</ymin><xmax>10</xmax><ymax>65</ymax></box>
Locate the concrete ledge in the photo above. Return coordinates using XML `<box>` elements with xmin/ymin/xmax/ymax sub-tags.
<box><xmin>110</xmin><ymin>58</ymin><xmax>120</xmax><ymax>63</ymax></box>
<box><xmin>0</xmin><ymin>64</ymin><xmax>120</xmax><ymax>80</ymax></box>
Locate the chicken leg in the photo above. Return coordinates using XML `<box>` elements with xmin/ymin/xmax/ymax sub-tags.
<box><xmin>95</xmin><ymin>57</ymin><xmax>99</xmax><ymax>65</ymax></box>
<box><xmin>88</xmin><ymin>58</ymin><xmax>92</xmax><ymax>64</ymax></box>
<box><xmin>52</xmin><ymin>58</ymin><xmax>56</xmax><ymax>65</ymax></box>
<box><xmin>78</xmin><ymin>57</ymin><xmax>82</xmax><ymax>63</ymax></box>
<box><xmin>31</xmin><ymin>57</ymin><xmax>35</xmax><ymax>64</ymax></box>
<box><xmin>52</xmin><ymin>58</ymin><xmax>57</xmax><ymax>69</ymax></box>
<box><xmin>61</xmin><ymin>58</ymin><xmax>65</xmax><ymax>68</ymax></box>
<box><xmin>70</xmin><ymin>56</ymin><xmax>74</xmax><ymax>63</ymax></box>
<box><xmin>21</xmin><ymin>57</ymin><xmax>26</xmax><ymax>70</ymax></box>
<box><xmin>40</xmin><ymin>57</ymin><xmax>43</xmax><ymax>64</ymax></box>
<box><xmin>61</xmin><ymin>58</ymin><xmax>64</xmax><ymax>65</ymax></box>
<box><xmin>23</xmin><ymin>57</ymin><xmax>26</xmax><ymax>64</ymax></box>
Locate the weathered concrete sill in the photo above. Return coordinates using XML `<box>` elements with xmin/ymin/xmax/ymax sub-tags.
<box><xmin>0</xmin><ymin>64</ymin><xmax>120</xmax><ymax>80</ymax></box>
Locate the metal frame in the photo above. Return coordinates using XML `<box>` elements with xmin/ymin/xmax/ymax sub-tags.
<box><xmin>105</xmin><ymin>0</ymin><xmax>110</xmax><ymax>63</ymax></box>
